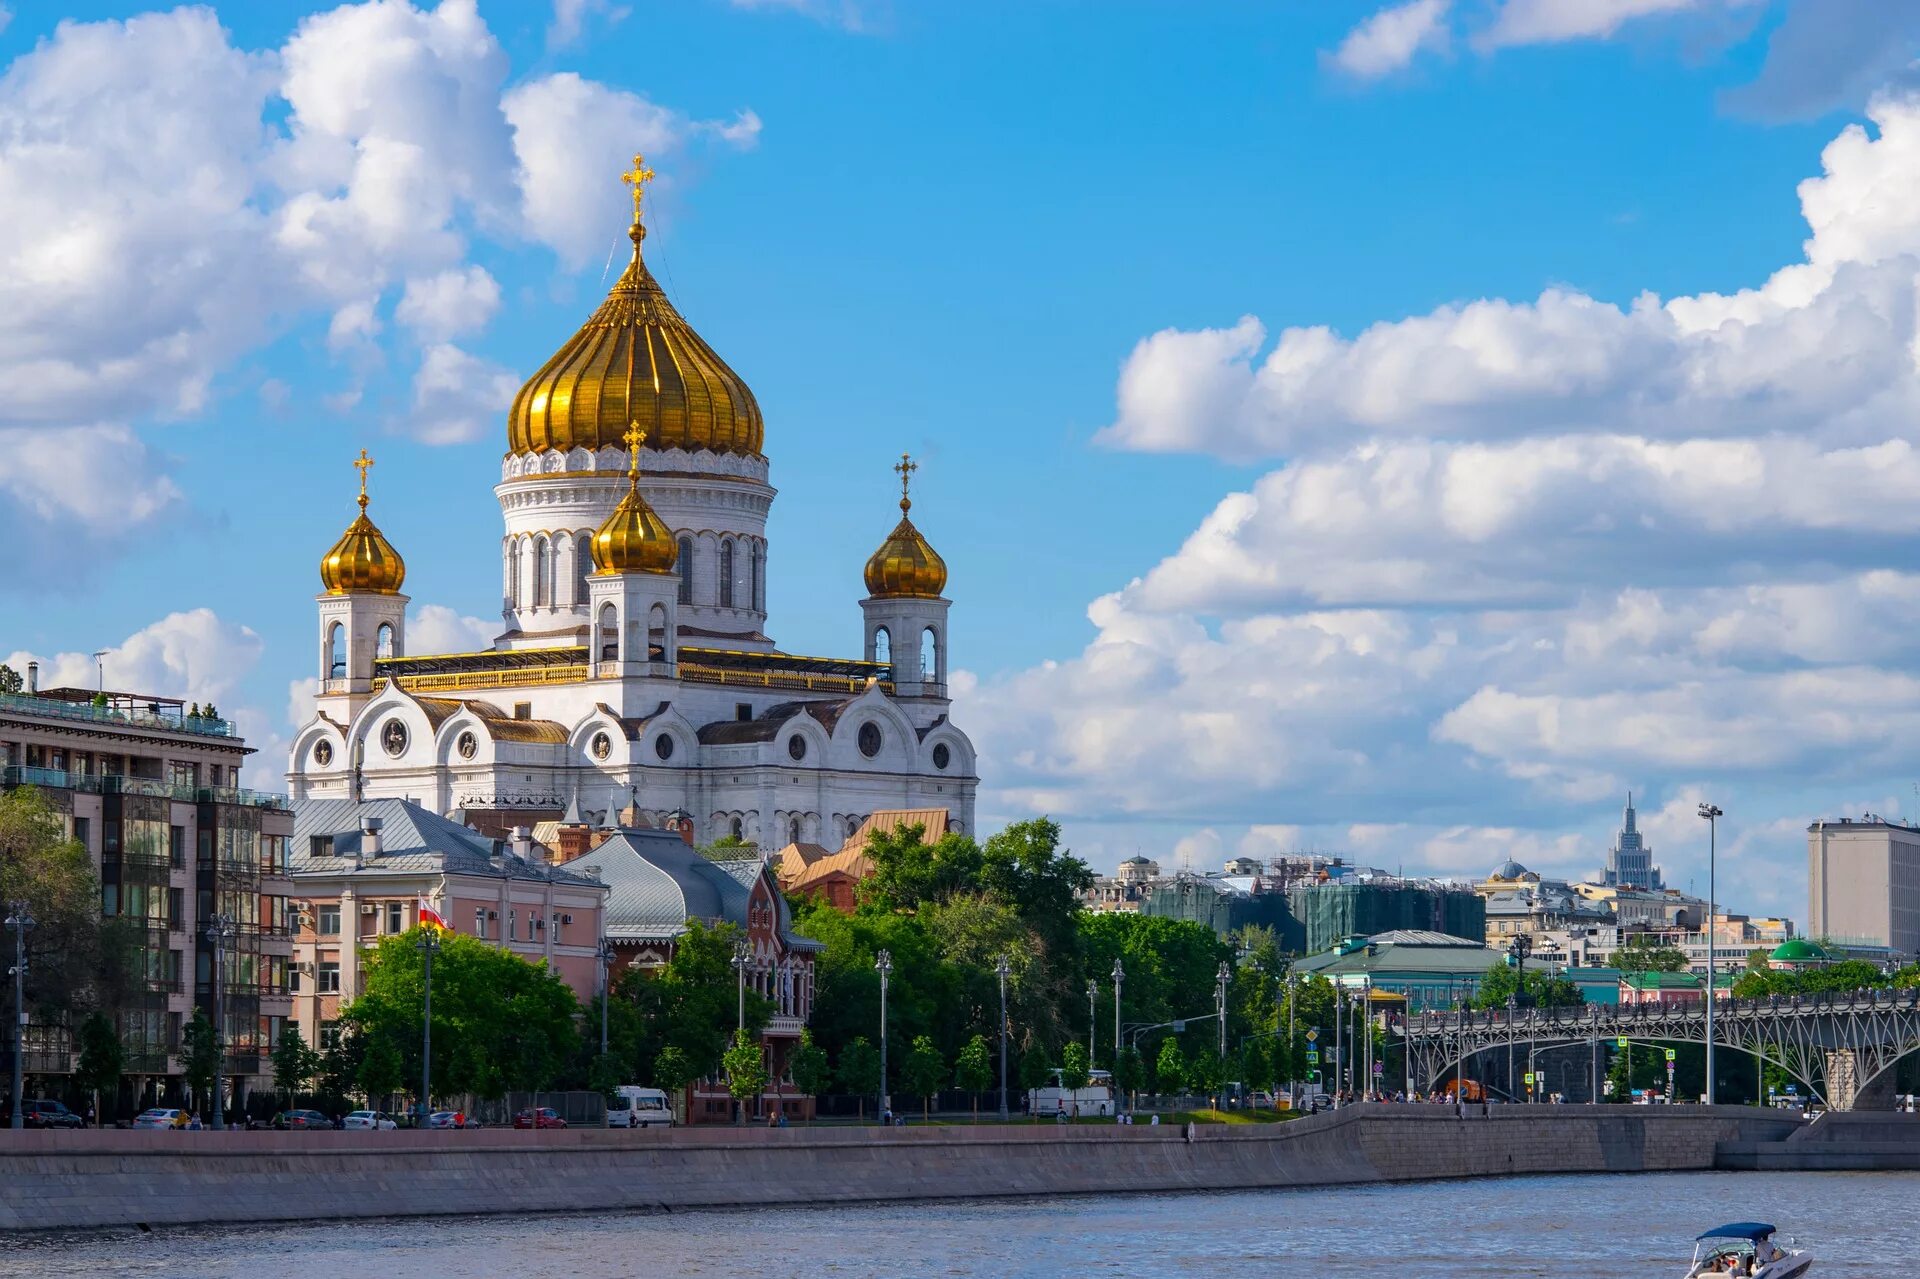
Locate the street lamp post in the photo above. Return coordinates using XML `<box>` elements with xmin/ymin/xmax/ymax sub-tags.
<box><xmin>1215</xmin><ymin>961</ymin><xmax>1231</xmax><ymax>1108</ymax></box>
<box><xmin>5</xmin><ymin>900</ymin><xmax>33</xmax><ymax>1130</ymax></box>
<box><xmin>875</xmin><ymin>949</ymin><xmax>893</xmax><ymax>1122</ymax></box>
<box><xmin>1698</xmin><ymin>802</ymin><xmax>1723</xmax><ymax>1105</ymax></box>
<box><xmin>1086</xmin><ymin>979</ymin><xmax>1098</xmax><ymax>1071</ymax></box>
<box><xmin>1111</xmin><ymin>958</ymin><xmax>1124</xmax><ymax>1116</ymax></box>
<box><xmin>596</xmin><ymin>938</ymin><xmax>617</xmax><ymax>1057</ymax></box>
<box><xmin>731</xmin><ymin>940</ymin><xmax>750</xmax><ymax>1036</ymax></box>
<box><xmin>205</xmin><ymin>913</ymin><xmax>236</xmax><ymax>1130</ymax></box>
<box><xmin>417</xmin><ymin>929</ymin><xmax>441</xmax><ymax>1124</ymax></box>
<box><xmin>995</xmin><ymin>955</ymin><xmax>1011</xmax><ymax>1121</ymax></box>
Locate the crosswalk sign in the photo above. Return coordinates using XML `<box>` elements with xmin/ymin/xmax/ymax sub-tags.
<box><xmin>1616</xmin><ymin>1037</ymin><xmax>1628</xmax><ymax>1048</ymax></box>
<box><xmin>1306</xmin><ymin>1050</ymin><xmax>1319</xmax><ymax>1064</ymax></box>
<box><xmin>1664</xmin><ymin>1049</ymin><xmax>1676</xmax><ymax>1063</ymax></box>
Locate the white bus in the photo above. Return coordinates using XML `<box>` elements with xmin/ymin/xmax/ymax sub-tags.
<box><xmin>607</xmin><ymin>1086</ymin><xmax>675</xmax><ymax>1128</ymax></box>
<box><xmin>1026</xmin><ymin>1068</ymin><xmax>1115</xmax><ymax>1118</ymax></box>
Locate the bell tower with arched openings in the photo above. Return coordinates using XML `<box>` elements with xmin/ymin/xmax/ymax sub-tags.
<box><xmin>315</xmin><ymin>450</ymin><xmax>408</xmax><ymax>713</ymax></box>
<box><xmin>860</xmin><ymin>453</ymin><xmax>949</xmax><ymax>700</ymax></box>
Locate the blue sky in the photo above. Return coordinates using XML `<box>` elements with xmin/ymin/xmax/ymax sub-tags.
<box><xmin>6</xmin><ymin>0</ymin><xmax>1920</xmax><ymax>916</ymax></box>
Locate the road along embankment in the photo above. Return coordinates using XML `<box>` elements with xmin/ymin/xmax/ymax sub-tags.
<box><xmin>0</xmin><ymin>1104</ymin><xmax>1810</xmax><ymax>1232</ymax></box>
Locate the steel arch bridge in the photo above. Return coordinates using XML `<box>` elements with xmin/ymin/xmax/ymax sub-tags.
<box><xmin>1403</xmin><ymin>987</ymin><xmax>1920</xmax><ymax>1110</ymax></box>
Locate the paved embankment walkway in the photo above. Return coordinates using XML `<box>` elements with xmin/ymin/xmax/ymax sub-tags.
<box><xmin>1715</xmin><ymin>1110</ymin><xmax>1920</xmax><ymax>1171</ymax></box>
<box><xmin>0</xmin><ymin>1104</ymin><xmax>1827</xmax><ymax>1232</ymax></box>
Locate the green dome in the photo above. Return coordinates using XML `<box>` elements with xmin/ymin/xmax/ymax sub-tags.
<box><xmin>1769</xmin><ymin>939</ymin><xmax>1829</xmax><ymax>962</ymax></box>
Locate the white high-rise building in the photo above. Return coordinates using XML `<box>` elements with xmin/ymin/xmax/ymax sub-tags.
<box><xmin>287</xmin><ymin>160</ymin><xmax>976</xmax><ymax>847</ymax></box>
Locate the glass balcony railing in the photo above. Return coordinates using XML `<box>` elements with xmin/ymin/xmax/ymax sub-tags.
<box><xmin>0</xmin><ymin>691</ymin><xmax>236</xmax><ymax>737</ymax></box>
<box><xmin>0</xmin><ymin>767</ymin><xmax>289</xmax><ymax>811</ymax></box>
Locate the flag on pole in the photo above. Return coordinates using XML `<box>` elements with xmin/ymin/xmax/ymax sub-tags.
<box><xmin>418</xmin><ymin>897</ymin><xmax>449</xmax><ymax>932</ymax></box>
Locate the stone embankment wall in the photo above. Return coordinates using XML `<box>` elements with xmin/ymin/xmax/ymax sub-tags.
<box><xmin>0</xmin><ymin>1104</ymin><xmax>1809</xmax><ymax>1232</ymax></box>
<box><xmin>1715</xmin><ymin>1110</ymin><xmax>1920</xmax><ymax>1171</ymax></box>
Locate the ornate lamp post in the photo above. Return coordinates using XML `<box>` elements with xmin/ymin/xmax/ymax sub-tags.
<box><xmin>1085</xmin><ymin>979</ymin><xmax>1098</xmax><ymax>1070</ymax></box>
<box><xmin>731</xmin><ymin>939</ymin><xmax>751</xmax><ymax>1035</ymax></box>
<box><xmin>204</xmin><ymin>913</ymin><xmax>236</xmax><ymax>1130</ymax></box>
<box><xmin>875</xmin><ymin>948</ymin><xmax>893</xmax><ymax>1121</ymax></box>
<box><xmin>995</xmin><ymin>954</ymin><xmax>1011</xmax><ymax>1121</ymax></box>
<box><xmin>417</xmin><ymin>928</ymin><xmax>441</xmax><ymax>1124</ymax></box>
<box><xmin>596</xmin><ymin>938</ymin><xmax>618</xmax><ymax>1057</ymax></box>
<box><xmin>1111</xmin><ymin>958</ymin><xmax>1124</xmax><ymax>1115</ymax></box>
<box><xmin>1215</xmin><ymin>961</ymin><xmax>1230</xmax><ymax>1106</ymax></box>
<box><xmin>6</xmin><ymin>900</ymin><xmax>33</xmax><ymax>1130</ymax></box>
<box><xmin>1698</xmin><ymin>802</ymin><xmax>1723</xmax><ymax>1104</ymax></box>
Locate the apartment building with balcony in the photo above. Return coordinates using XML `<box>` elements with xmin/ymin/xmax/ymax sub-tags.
<box><xmin>0</xmin><ymin>674</ymin><xmax>295</xmax><ymax>1112</ymax></box>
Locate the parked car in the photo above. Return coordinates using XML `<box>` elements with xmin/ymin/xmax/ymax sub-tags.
<box><xmin>132</xmin><ymin>1108</ymin><xmax>188</xmax><ymax>1130</ymax></box>
<box><xmin>513</xmin><ymin>1107</ymin><xmax>567</xmax><ymax>1130</ymax></box>
<box><xmin>1247</xmin><ymin>1091</ymin><xmax>1277</xmax><ymax>1110</ymax></box>
<box><xmin>270</xmin><ymin>1109</ymin><xmax>337</xmax><ymax>1130</ymax></box>
<box><xmin>342</xmin><ymin>1110</ymin><xmax>398</xmax><ymax>1131</ymax></box>
<box><xmin>428</xmin><ymin>1110</ymin><xmax>471</xmax><ymax>1129</ymax></box>
<box><xmin>21</xmin><ymin>1099</ymin><xmax>85</xmax><ymax>1129</ymax></box>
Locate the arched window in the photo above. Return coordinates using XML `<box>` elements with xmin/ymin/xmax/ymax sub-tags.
<box><xmin>375</xmin><ymin>623</ymin><xmax>395</xmax><ymax>660</ymax></box>
<box><xmin>575</xmin><ymin>528</ymin><xmax>594</xmax><ymax>603</ymax></box>
<box><xmin>873</xmin><ymin>627</ymin><xmax>891</xmax><ymax>666</ymax></box>
<box><xmin>598</xmin><ymin>603</ymin><xmax>618</xmax><ymax>662</ymax></box>
<box><xmin>749</xmin><ymin>542</ymin><xmax>763</xmax><ymax>611</ymax></box>
<box><xmin>531</xmin><ymin>536</ymin><xmax>549</xmax><ymax>609</ymax></box>
<box><xmin>677</xmin><ymin>536</ymin><xmax>694</xmax><ymax>605</ymax></box>
<box><xmin>921</xmin><ymin>627</ymin><xmax>939</xmax><ymax>681</ymax></box>
<box><xmin>720</xmin><ymin>540</ymin><xmax>735</xmax><ymax>608</ymax></box>
<box><xmin>788</xmin><ymin>817</ymin><xmax>801</xmax><ymax>845</ymax></box>
<box><xmin>326</xmin><ymin>624</ymin><xmax>345</xmax><ymax>680</ymax></box>
<box><xmin>505</xmin><ymin>537</ymin><xmax>520</xmax><ymax>610</ymax></box>
<box><xmin>730</xmin><ymin>816</ymin><xmax>743</xmax><ymax>841</ymax></box>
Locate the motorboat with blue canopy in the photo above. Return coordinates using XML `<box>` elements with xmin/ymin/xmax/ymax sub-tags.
<box><xmin>1684</xmin><ymin>1223</ymin><xmax>1813</xmax><ymax>1277</ymax></box>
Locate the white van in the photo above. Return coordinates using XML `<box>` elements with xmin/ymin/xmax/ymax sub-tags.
<box><xmin>607</xmin><ymin>1086</ymin><xmax>674</xmax><ymax>1128</ymax></box>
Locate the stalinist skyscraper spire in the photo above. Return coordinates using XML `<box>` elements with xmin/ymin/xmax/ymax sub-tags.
<box><xmin>1602</xmin><ymin>792</ymin><xmax>1664</xmax><ymax>889</ymax></box>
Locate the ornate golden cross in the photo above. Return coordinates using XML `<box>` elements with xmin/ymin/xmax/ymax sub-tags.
<box><xmin>621</xmin><ymin>153</ymin><xmax>656</xmax><ymax>221</ymax></box>
<box><xmin>624</xmin><ymin>420</ymin><xmax>648</xmax><ymax>482</ymax></box>
<box><xmin>353</xmin><ymin>448</ymin><xmax>374</xmax><ymax>501</ymax></box>
<box><xmin>894</xmin><ymin>452</ymin><xmax>917</xmax><ymax>503</ymax></box>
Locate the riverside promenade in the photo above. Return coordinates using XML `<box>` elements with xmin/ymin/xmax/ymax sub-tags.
<box><xmin>5</xmin><ymin>1103</ymin><xmax>1888</xmax><ymax>1232</ymax></box>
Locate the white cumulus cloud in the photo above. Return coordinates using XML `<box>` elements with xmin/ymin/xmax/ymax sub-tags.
<box><xmin>1325</xmin><ymin>0</ymin><xmax>1452</xmax><ymax>80</ymax></box>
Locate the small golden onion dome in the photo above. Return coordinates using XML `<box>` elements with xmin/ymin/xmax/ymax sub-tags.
<box><xmin>507</xmin><ymin>154</ymin><xmax>763</xmax><ymax>459</ymax></box>
<box><xmin>864</xmin><ymin>453</ymin><xmax>947</xmax><ymax>599</ymax></box>
<box><xmin>592</xmin><ymin>425</ymin><xmax>680</xmax><ymax>576</ymax></box>
<box><xmin>320</xmin><ymin>450</ymin><xmax>406</xmax><ymax>595</ymax></box>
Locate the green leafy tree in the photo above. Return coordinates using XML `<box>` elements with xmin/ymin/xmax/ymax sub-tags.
<box><xmin>1610</xmin><ymin>936</ymin><xmax>1691</xmax><ymax>973</ymax></box>
<box><xmin>587</xmin><ymin>1053</ymin><xmax>622</xmax><ymax>1099</ymax></box>
<box><xmin>903</xmin><ymin>1034</ymin><xmax>946</xmax><ymax>1123</ymax></box>
<box><xmin>0</xmin><ymin>787</ymin><xmax>140</xmax><ymax>1025</ymax></box>
<box><xmin>721</xmin><ymin>1029</ymin><xmax>766</xmax><ymax>1125</ymax></box>
<box><xmin>836</xmin><ymin>1036</ymin><xmax>882</xmax><ymax>1120</ymax></box>
<box><xmin>1017</xmin><ymin>1043</ymin><xmax>1053</xmax><ymax>1108</ymax></box>
<box><xmin>73</xmin><ymin>1012</ymin><xmax>122</xmax><ymax>1126</ymax></box>
<box><xmin>181</xmin><ymin>1007</ymin><xmax>220</xmax><ymax>1118</ymax></box>
<box><xmin>1473</xmin><ymin>962</ymin><xmax>1582</xmax><ymax>1010</ymax></box>
<box><xmin>788</xmin><ymin>1031</ymin><xmax>830</xmax><ymax>1124</ymax></box>
<box><xmin>652</xmin><ymin>1045</ymin><xmax>694</xmax><ymax>1124</ymax></box>
<box><xmin>1187</xmin><ymin>1046</ymin><xmax>1224</xmax><ymax>1103</ymax></box>
<box><xmin>954</xmin><ymin>1034</ymin><xmax>993</xmax><ymax>1122</ymax></box>
<box><xmin>1113</xmin><ymin>1044</ymin><xmax>1145</xmax><ymax>1110</ymax></box>
<box><xmin>1155</xmin><ymin>1037</ymin><xmax>1186</xmax><ymax>1098</ymax></box>
<box><xmin>613</xmin><ymin>920</ymin><xmax>772</xmax><ymax>1086</ymax></box>
<box><xmin>1241</xmin><ymin>1036</ymin><xmax>1276</xmax><ymax>1094</ymax></box>
<box><xmin>1059</xmin><ymin>1040</ymin><xmax>1091</xmax><ymax>1119</ymax></box>
<box><xmin>0</xmin><ymin>664</ymin><xmax>20</xmax><ymax>694</ymax></box>
<box><xmin>358</xmin><ymin>1035</ymin><xmax>403</xmax><ymax>1105</ymax></box>
<box><xmin>271</xmin><ymin>1024</ymin><xmax>319</xmax><ymax>1104</ymax></box>
<box><xmin>343</xmin><ymin>927</ymin><xmax>582</xmax><ymax>1104</ymax></box>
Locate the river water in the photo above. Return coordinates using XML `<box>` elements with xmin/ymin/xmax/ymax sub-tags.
<box><xmin>3</xmin><ymin>1171</ymin><xmax>1912</xmax><ymax>1277</ymax></box>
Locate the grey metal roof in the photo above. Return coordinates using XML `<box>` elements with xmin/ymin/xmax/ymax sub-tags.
<box><xmin>290</xmin><ymin>797</ymin><xmax>601</xmax><ymax>887</ymax></box>
<box><xmin>567</xmin><ymin>832</ymin><xmax>820</xmax><ymax>949</ymax></box>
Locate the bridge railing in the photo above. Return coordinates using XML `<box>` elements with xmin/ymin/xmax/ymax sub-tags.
<box><xmin>1410</xmin><ymin>985</ymin><xmax>1920</xmax><ymax>1034</ymax></box>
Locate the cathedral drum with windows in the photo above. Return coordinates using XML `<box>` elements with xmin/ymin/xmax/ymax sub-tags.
<box><xmin>288</xmin><ymin>156</ymin><xmax>976</xmax><ymax>845</ymax></box>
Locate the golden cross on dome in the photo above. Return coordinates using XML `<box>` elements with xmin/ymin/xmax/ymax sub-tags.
<box><xmin>353</xmin><ymin>448</ymin><xmax>374</xmax><ymax>505</ymax></box>
<box><xmin>624</xmin><ymin>420</ymin><xmax>647</xmax><ymax>484</ymax></box>
<box><xmin>894</xmin><ymin>452</ymin><xmax>917</xmax><ymax>508</ymax></box>
<box><xmin>621</xmin><ymin>153</ymin><xmax>656</xmax><ymax>222</ymax></box>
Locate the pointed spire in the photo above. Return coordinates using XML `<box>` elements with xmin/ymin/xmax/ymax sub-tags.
<box><xmin>562</xmin><ymin>788</ymin><xmax>587</xmax><ymax>827</ymax></box>
<box><xmin>621</xmin><ymin>152</ymin><xmax>656</xmax><ymax>258</ymax></box>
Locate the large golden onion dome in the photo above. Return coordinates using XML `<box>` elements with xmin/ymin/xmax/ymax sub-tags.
<box><xmin>320</xmin><ymin>450</ymin><xmax>406</xmax><ymax>595</ymax></box>
<box><xmin>864</xmin><ymin>453</ymin><xmax>947</xmax><ymax>599</ymax></box>
<box><xmin>506</xmin><ymin>155</ymin><xmax>763</xmax><ymax>459</ymax></box>
<box><xmin>592</xmin><ymin>425</ymin><xmax>680</xmax><ymax>576</ymax></box>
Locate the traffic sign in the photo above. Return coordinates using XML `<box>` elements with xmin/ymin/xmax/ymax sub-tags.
<box><xmin>1786</xmin><ymin>1085</ymin><xmax>1798</xmax><ymax>1095</ymax></box>
<box><xmin>1603</xmin><ymin>1080</ymin><xmax>1615</xmax><ymax>1095</ymax></box>
<box><xmin>1524</xmin><ymin>1072</ymin><xmax>1535</xmax><ymax>1086</ymax></box>
<box><xmin>1306</xmin><ymin>1051</ymin><xmax>1320</xmax><ymax>1064</ymax></box>
<box><xmin>1306</xmin><ymin>1028</ymin><xmax>1319</xmax><ymax>1043</ymax></box>
<box><xmin>1664</xmin><ymin>1049</ymin><xmax>1676</xmax><ymax>1063</ymax></box>
<box><xmin>1616</xmin><ymin>1037</ymin><xmax>1628</xmax><ymax>1049</ymax></box>
<box><xmin>1172</xmin><ymin>1021</ymin><xmax>1186</xmax><ymax>1033</ymax></box>
<box><xmin>1372</xmin><ymin>1061</ymin><xmax>1383</xmax><ymax>1075</ymax></box>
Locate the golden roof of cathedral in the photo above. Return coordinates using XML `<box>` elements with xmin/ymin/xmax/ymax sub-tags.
<box><xmin>319</xmin><ymin>450</ymin><xmax>406</xmax><ymax>595</ymax></box>
<box><xmin>864</xmin><ymin>453</ymin><xmax>946</xmax><ymax>599</ymax></box>
<box><xmin>506</xmin><ymin>155</ymin><xmax>763</xmax><ymax>460</ymax></box>
<box><xmin>591</xmin><ymin>424</ymin><xmax>679</xmax><ymax>576</ymax></box>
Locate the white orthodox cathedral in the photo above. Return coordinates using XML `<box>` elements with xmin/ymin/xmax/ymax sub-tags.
<box><xmin>287</xmin><ymin>158</ymin><xmax>977</xmax><ymax>847</ymax></box>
